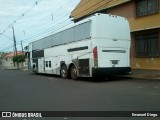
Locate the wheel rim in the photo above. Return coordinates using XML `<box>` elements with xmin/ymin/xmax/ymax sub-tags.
<box><xmin>61</xmin><ymin>68</ymin><xmax>66</xmax><ymax>77</ymax></box>
<box><xmin>61</xmin><ymin>65</ymin><xmax>67</xmax><ymax>78</ymax></box>
<box><xmin>71</xmin><ymin>69</ymin><xmax>76</xmax><ymax>77</ymax></box>
<box><xmin>71</xmin><ymin>66</ymin><xmax>77</xmax><ymax>79</ymax></box>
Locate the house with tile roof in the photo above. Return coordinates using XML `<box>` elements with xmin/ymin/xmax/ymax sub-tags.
<box><xmin>1</xmin><ymin>51</ymin><xmax>27</xmax><ymax>69</ymax></box>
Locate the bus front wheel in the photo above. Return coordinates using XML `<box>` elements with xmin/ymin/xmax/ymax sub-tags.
<box><xmin>70</xmin><ymin>65</ymin><xmax>77</xmax><ymax>80</ymax></box>
<box><xmin>60</xmin><ymin>64</ymin><xmax>68</xmax><ymax>79</ymax></box>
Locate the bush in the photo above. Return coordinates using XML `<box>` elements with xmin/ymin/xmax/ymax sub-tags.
<box><xmin>13</xmin><ymin>55</ymin><xmax>26</xmax><ymax>63</ymax></box>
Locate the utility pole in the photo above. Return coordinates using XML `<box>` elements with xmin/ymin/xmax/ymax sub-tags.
<box><xmin>12</xmin><ymin>26</ymin><xmax>17</xmax><ymax>56</ymax></box>
<box><xmin>13</xmin><ymin>45</ymin><xmax>15</xmax><ymax>56</ymax></box>
<box><xmin>52</xmin><ymin>13</ymin><xmax>53</xmax><ymax>21</ymax></box>
<box><xmin>21</xmin><ymin>40</ymin><xmax>23</xmax><ymax>53</ymax></box>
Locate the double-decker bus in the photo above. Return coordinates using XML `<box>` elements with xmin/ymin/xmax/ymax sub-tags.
<box><xmin>28</xmin><ymin>13</ymin><xmax>131</xmax><ymax>80</ymax></box>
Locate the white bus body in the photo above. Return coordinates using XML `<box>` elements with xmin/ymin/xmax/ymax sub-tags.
<box><xmin>28</xmin><ymin>13</ymin><xmax>131</xmax><ymax>79</ymax></box>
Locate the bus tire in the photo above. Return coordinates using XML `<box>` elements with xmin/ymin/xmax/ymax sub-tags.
<box><xmin>70</xmin><ymin>65</ymin><xmax>77</xmax><ymax>80</ymax></box>
<box><xmin>60</xmin><ymin>64</ymin><xmax>68</xmax><ymax>79</ymax></box>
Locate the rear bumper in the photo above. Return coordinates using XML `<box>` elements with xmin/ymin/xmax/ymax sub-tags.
<box><xmin>92</xmin><ymin>67</ymin><xmax>131</xmax><ymax>77</ymax></box>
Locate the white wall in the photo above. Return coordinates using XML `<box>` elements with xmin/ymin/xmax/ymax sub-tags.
<box><xmin>2</xmin><ymin>57</ymin><xmax>28</xmax><ymax>68</ymax></box>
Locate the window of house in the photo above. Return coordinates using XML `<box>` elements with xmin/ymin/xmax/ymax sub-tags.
<box><xmin>136</xmin><ymin>0</ymin><xmax>159</xmax><ymax>17</ymax></box>
<box><xmin>49</xmin><ymin>61</ymin><xmax>51</xmax><ymax>67</ymax></box>
<box><xmin>46</xmin><ymin>61</ymin><xmax>48</xmax><ymax>67</ymax></box>
<box><xmin>135</xmin><ymin>33</ymin><xmax>159</xmax><ymax>57</ymax></box>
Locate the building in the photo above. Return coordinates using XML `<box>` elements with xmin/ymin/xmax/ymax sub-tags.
<box><xmin>71</xmin><ymin>0</ymin><xmax>160</xmax><ymax>70</ymax></box>
<box><xmin>0</xmin><ymin>52</ymin><xmax>8</xmax><ymax>67</ymax></box>
<box><xmin>2</xmin><ymin>51</ymin><xmax>27</xmax><ymax>69</ymax></box>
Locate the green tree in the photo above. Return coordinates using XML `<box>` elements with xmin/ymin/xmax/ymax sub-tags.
<box><xmin>13</xmin><ymin>55</ymin><xmax>26</xmax><ymax>68</ymax></box>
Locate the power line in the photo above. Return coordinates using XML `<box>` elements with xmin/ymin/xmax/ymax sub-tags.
<box><xmin>36</xmin><ymin>0</ymin><xmax>75</xmax><ymax>23</ymax></box>
<box><xmin>22</xmin><ymin>0</ymin><xmax>115</xmax><ymax>44</ymax></box>
<box><xmin>25</xmin><ymin>22</ymin><xmax>72</xmax><ymax>44</ymax></box>
<box><xmin>16</xmin><ymin>0</ymin><xmax>78</xmax><ymax>44</ymax></box>
<box><xmin>24</xmin><ymin>0</ymin><xmax>115</xmax><ymax>44</ymax></box>
<box><xmin>0</xmin><ymin>20</ymin><xmax>72</xmax><ymax>52</ymax></box>
<box><xmin>0</xmin><ymin>0</ymin><xmax>79</xmax><ymax>51</ymax></box>
<box><xmin>20</xmin><ymin>13</ymin><xmax>71</xmax><ymax>43</ymax></box>
<box><xmin>0</xmin><ymin>0</ymin><xmax>43</xmax><ymax>52</ymax></box>
<box><xmin>0</xmin><ymin>14</ymin><xmax>72</xmax><ymax>52</ymax></box>
<box><xmin>0</xmin><ymin>33</ymin><xmax>13</xmax><ymax>42</ymax></box>
<box><xmin>17</xmin><ymin>0</ymin><xmax>77</xmax><ymax>40</ymax></box>
<box><xmin>21</xmin><ymin>18</ymin><xmax>72</xmax><ymax>44</ymax></box>
<box><xmin>0</xmin><ymin>44</ymin><xmax>14</xmax><ymax>52</ymax></box>
<box><xmin>0</xmin><ymin>0</ymin><xmax>43</xmax><ymax>35</ymax></box>
<box><xmin>21</xmin><ymin>0</ymin><xmax>114</xmax><ymax>43</ymax></box>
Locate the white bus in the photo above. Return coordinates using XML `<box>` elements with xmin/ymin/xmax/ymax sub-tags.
<box><xmin>28</xmin><ymin>13</ymin><xmax>131</xmax><ymax>80</ymax></box>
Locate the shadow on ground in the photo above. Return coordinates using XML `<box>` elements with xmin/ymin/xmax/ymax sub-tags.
<box><xmin>29</xmin><ymin>72</ymin><xmax>131</xmax><ymax>83</ymax></box>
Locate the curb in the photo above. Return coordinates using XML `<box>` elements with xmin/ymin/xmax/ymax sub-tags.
<box><xmin>21</xmin><ymin>69</ymin><xmax>28</xmax><ymax>71</ymax></box>
<box><xmin>1</xmin><ymin>67</ymin><xmax>28</xmax><ymax>71</ymax></box>
<box><xmin>1</xmin><ymin>68</ymin><xmax>18</xmax><ymax>70</ymax></box>
<box><xmin>129</xmin><ymin>75</ymin><xmax>160</xmax><ymax>80</ymax></box>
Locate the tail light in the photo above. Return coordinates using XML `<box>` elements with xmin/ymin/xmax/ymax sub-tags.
<box><xmin>93</xmin><ymin>47</ymin><xmax>98</xmax><ymax>66</ymax></box>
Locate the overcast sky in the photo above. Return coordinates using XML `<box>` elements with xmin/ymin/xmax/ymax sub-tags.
<box><xmin>0</xmin><ymin>0</ymin><xmax>80</xmax><ymax>52</ymax></box>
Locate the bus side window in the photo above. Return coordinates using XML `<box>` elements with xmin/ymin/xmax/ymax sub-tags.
<box><xmin>49</xmin><ymin>61</ymin><xmax>51</xmax><ymax>67</ymax></box>
<box><xmin>46</xmin><ymin>61</ymin><xmax>48</xmax><ymax>67</ymax></box>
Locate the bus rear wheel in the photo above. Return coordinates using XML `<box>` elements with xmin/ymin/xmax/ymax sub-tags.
<box><xmin>70</xmin><ymin>65</ymin><xmax>77</xmax><ymax>80</ymax></box>
<box><xmin>60</xmin><ymin>64</ymin><xmax>68</xmax><ymax>79</ymax></box>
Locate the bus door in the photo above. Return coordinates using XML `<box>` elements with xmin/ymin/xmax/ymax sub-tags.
<box><xmin>38</xmin><ymin>58</ymin><xmax>45</xmax><ymax>73</ymax></box>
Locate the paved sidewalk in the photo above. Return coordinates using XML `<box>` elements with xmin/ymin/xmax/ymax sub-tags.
<box><xmin>130</xmin><ymin>69</ymin><xmax>160</xmax><ymax>80</ymax></box>
<box><xmin>0</xmin><ymin>66</ymin><xmax>17</xmax><ymax>70</ymax></box>
<box><xmin>0</xmin><ymin>66</ymin><xmax>28</xmax><ymax>71</ymax></box>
